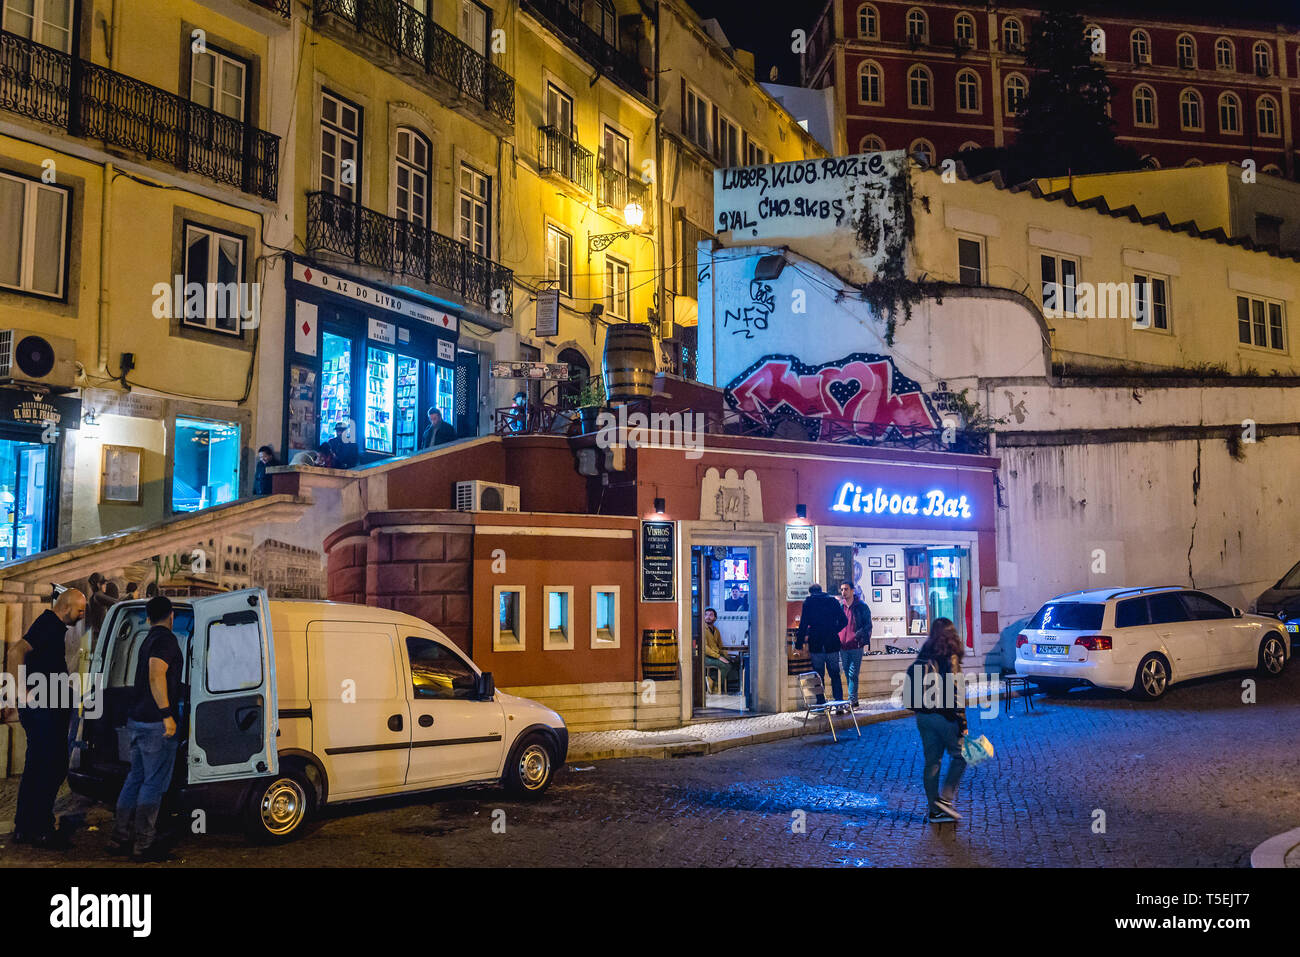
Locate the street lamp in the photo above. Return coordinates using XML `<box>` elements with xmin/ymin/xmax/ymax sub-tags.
<box><xmin>589</xmin><ymin>200</ymin><xmax>647</xmax><ymax>251</ymax></box>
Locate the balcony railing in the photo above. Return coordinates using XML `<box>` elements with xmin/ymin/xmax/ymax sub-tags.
<box><xmin>252</xmin><ymin>0</ymin><xmax>291</xmax><ymax>15</ymax></box>
<box><xmin>520</xmin><ymin>0</ymin><xmax>647</xmax><ymax>95</ymax></box>
<box><xmin>596</xmin><ymin>160</ymin><xmax>647</xmax><ymax>212</ymax></box>
<box><xmin>307</xmin><ymin>190</ymin><xmax>513</xmax><ymax>320</ymax></box>
<box><xmin>538</xmin><ymin>125</ymin><xmax>593</xmax><ymax>192</ymax></box>
<box><xmin>314</xmin><ymin>0</ymin><xmax>514</xmax><ymax>128</ymax></box>
<box><xmin>0</xmin><ymin>29</ymin><xmax>279</xmax><ymax>199</ymax></box>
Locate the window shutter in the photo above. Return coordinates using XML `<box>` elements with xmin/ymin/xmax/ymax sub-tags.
<box><xmin>680</xmin><ymin>79</ymin><xmax>687</xmax><ymax>133</ymax></box>
<box><xmin>711</xmin><ymin>105</ymin><xmax>719</xmax><ymax>160</ymax></box>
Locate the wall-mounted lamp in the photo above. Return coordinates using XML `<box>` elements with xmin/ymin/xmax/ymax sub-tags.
<box><xmin>753</xmin><ymin>254</ymin><xmax>786</xmax><ymax>281</ymax></box>
<box><xmin>589</xmin><ymin>202</ymin><xmax>647</xmax><ymax>252</ymax></box>
<box><xmin>795</xmin><ymin>503</ymin><xmax>807</xmax><ymax>520</ymax></box>
<box><xmin>653</xmin><ymin>497</ymin><xmax>666</xmax><ymax>515</ymax></box>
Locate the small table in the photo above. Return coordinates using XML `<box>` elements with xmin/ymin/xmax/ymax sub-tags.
<box><xmin>722</xmin><ymin>646</ymin><xmax>749</xmax><ymax>698</ymax></box>
<box><xmin>1002</xmin><ymin>673</ymin><xmax>1034</xmax><ymax>714</ymax></box>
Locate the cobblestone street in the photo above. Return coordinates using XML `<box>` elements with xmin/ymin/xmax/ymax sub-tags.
<box><xmin>4</xmin><ymin>666</ymin><xmax>1298</xmax><ymax>867</ymax></box>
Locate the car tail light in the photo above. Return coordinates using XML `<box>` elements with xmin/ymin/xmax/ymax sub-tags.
<box><xmin>1074</xmin><ymin>635</ymin><xmax>1112</xmax><ymax>651</ymax></box>
<box><xmin>1016</xmin><ymin>633</ymin><xmax>1030</xmax><ymax>648</ymax></box>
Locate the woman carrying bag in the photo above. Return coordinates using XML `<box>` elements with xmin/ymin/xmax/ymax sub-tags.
<box><xmin>904</xmin><ymin>617</ymin><xmax>974</xmax><ymax>824</ymax></box>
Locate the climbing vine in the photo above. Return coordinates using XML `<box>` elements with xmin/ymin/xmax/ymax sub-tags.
<box><xmin>853</xmin><ymin>162</ymin><xmax>928</xmax><ymax>345</ymax></box>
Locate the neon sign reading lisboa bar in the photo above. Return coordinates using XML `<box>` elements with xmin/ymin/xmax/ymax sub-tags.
<box><xmin>831</xmin><ymin>483</ymin><xmax>972</xmax><ymax>520</ymax></box>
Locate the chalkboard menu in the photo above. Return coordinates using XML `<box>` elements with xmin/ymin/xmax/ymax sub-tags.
<box><xmin>641</xmin><ymin>521</ymin><xmax>676</xmax><ymax>601</ymax></box>
<box><xmin>826</xmin><ymin>545</ymin><xmax>855</xmax><ymax>593</ymax></box>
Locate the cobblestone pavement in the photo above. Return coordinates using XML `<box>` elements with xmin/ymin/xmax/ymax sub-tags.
<box><xmin>3</xmin><ymin>665</ymin><xmax>1298</xmax><ymax>867</ymax></box>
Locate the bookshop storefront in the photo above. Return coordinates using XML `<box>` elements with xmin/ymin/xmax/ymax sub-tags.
<box><xmin>283</xmin><ymin>261</ymin><xmax>462</xmax><ymax>463</ymax></box>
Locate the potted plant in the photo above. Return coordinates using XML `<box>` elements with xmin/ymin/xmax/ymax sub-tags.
<box><xmin>575</xmin><ymin>374</ymin><xmax>606</xmax><ymax>433</ymax></box>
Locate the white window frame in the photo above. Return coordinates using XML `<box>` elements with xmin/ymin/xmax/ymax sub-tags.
<box><xmin>715</xmin><ymin>109</ymin><xmax>741</xmax><ymax>167</ymax></box>
<box><xmin>1130</xmin><ymin>30</ymin><xmax>1151</xmax><ymax>64</ymax></box>
<box><xmin>493</xmin><ymin>585</ymin><xmax>526</xmax><ymax>652</ymax></box>
<box><xmin>956</xmin><ymin>233</ymin><xmax>984</xmax><ymax>286</ymax></box>
<box><xmin>393</xmin><ymin>126</ymin><xmax>431</xmax><ymax>228</ymax></box>
<box><xmin>956</xmin><ymin>69</ymin><xmax>980</xmax><ymax>113</ymax></box>
<box><xmin>1</xmin><ymin>0</ymin><xmax>73</xmax><ymax>53</ymax></box>
<box><xmin>590</xmin><ymin>585</ymin><xmax>621</xmax><ymax>649</ymax></box>
<box><xmin>191</xmin><ymin>46</ymin><xmax>247</xmax><ymax>123</ymax></box>
<box><xmin>1002</xmin><ymin>17</ymin><xmax>1022</xmax><ymax>52</ymax></box>
<box><xmin>1132</xmin><ymin>272</ymin><xmax>1171</xmax><ymax>332</ymax></box>
<box><xmin>1215</xmin><ymin>37</ymin><xmax>1235</xmax><ymax>71</ymax></box>
<box><xmin>1004</xmin><ymin>73</ymin><xmax>1027</xmax><ymax>116</ymax></box>
<box><xmin>604</xmin><ymin>254</ymin><xmax>629</xmax><ymax>320</ymax></box>
<box><xmin>859</xmin><ymin>134</ymin><xmax>885</xmax><ymax>152</ymax></box>
<box><xmin>1040</xmin><ymin>251</ymin><xmax>1080</xmax><ymax>318</ymax></box>
<box><xmin>320</xmin><ymin>89</ymin><xmax>361</xmax><ymax>201</ymax></box>
<box><xmin>1176</xmin><ymin>34</ymin><xmax>1196</xmax><ymax>69</ymax></box>
<box><xmin>544</xmin><ymin>586</ymin><xmax>574</xmax><ymax>650</ymax></box>
<box><xmin>545</xmin><ymin>221</ymin><xmax>572</xmax><ymax>298</ymax></box>
<box><xmin>909</xmin><ymin>138</ymin><xmax>935</xmax><ymax>166</ymax></box>
<box><xmin>858</xmin><ymin>60</ymin><xmax>883</xmax><ymax>106</ymax></box>
<box><xmin>1253</xmin><ymin>41</ymin><xmax>1272</xmax><ymax>76</ymax></box>
<box><xmin>1133</xmin><ymin>85</ymin><xmax>1157</xmax><ymax>128</ymax></box>
<box><xmin>857</xmin><ymin>3</ymin><xmax>878</xmax><ymax>40</ymax></box>
<box><xmin>459</xmin><ymin>163</ymin><xmax>490</xmax><ymax>257</ymax></box>
<box><xmin>905</xmin><ymin>7</ymin><xmax>927</xmax><ymax>42</ymax></box>
<box><xmin>907</xmin><ymin>64</ymin><xmax>932</xmax><ymax>110</ymax></box>
<box><xmin>1257</xmin><ymin>95</ymin><xmax>1280</xmax><ymax>137</ymax></box>
<box><xmin>1218</xmin><ymin>92</ymin><xmax>1241</xmax><ymax>135</ymax></box>
<box><xmin>182</xmin><ymin>222</ymin><xmax>245</xmax><ymax>335</ymax></box>
<box><xmin>684</xmin><ymin>85</ymin><xmax>712</xmax><ymax>153</ymax></box>
<box><xmin>0</xmin><ymin>170</ymin><xmax>69</xmax><ymax>299</ymax></box>
<box><xmin>1179</xmin><ymin>89</ymin><xmax>1203</xmax><ymax>131</ymax></box>
<box><xmin>954</xmin><ymin>13</ymin><xmax>975</xmax><ymax>45</ymax></box>
<box><xmin>1236</xmin><ymin>294</ymin><xmax>1287</xmax><ymax>353</ymax></box>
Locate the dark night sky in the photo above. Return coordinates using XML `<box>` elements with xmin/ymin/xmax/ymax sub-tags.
<box><xmin>687</xmin><ymin>0</ymin><xmax>1300</xmax><ymax>86</ymax></box>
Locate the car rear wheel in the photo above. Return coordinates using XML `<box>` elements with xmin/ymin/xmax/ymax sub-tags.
<box><xmin>503</xmin><ymin>733</ymin><xmax>557</xmax><ymax>798</ymax></box>
<box><xmin>244</xmin><ymin>764</ymin><xmax>315</xmax><ymax>843</ymax></box>
<box><xmin>1132</xmin><ymin>653</ymin><xmax>1170</xmax><ymax>701</ymax></box>
<box><xmin>1258</xmin><ymin>632</ymin><xmax>1288</xmax><ymax>677</ymax></box>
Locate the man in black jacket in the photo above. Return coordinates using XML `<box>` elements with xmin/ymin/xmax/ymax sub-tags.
<box><xmin>794</xmin><ymin>583</ymin><xmax>848</xmax><ymax>703</ymax></box>
<box><xmin>421</xmin><ymin>407</ymin><xmax>456</xmax><ymax>450</ymax></box>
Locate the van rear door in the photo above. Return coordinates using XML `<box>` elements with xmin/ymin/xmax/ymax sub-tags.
<box><xmin>187</xmin><ymin>589</ymin><xmax>278</xmax><ymax>784</ymax></box>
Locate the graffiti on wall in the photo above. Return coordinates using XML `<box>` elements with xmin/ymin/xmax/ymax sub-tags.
<box><xmin>725</xmin><ymin>353</ymin><xmax>938</xmax><ymax>441</ymax></box>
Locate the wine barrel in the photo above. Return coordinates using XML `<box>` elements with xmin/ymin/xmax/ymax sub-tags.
<box><xmin>787</xmin><ymin>628</ymin><xmax>811</xmax><ymax>676</ymax></box>
<box><xmin>602</xmin><ymin>322</ymin><xmax>656</xmax><ymax>401</ymax></box>
<box><xmin>642</xmin><ymin>628</ymin><xmax>679</xmax><ymax>681</ymax></box>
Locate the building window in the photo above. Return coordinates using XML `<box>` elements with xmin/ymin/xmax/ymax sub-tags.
<box><xmin>957</xmin><ymin>235</ymin><xmax>983</xmax><ymax>285</ymax></box>
<box><xmin>1133</xmin><ymin>273</ymin><xmax>1169</xmax><ymax>330</ymax></box>
<box><xmin>320</xmin><ymin>90</ymin><xmax>361</xmax><ymax>201</ymax></box>
<box><xmin>909</xmin><ymin>138</ymin><xmax>934</xmax><ymax>165</ymax></box>
<box><xmin>545</xmin><ymin>223</ymin><xmax>572</xmax><ymax>297</ymax></box>
<box><xmin>1002</xmin><ymin>17</ymin><xmax>1023</xmax><ymax>52</ymax></box>
<box><xmin>859</xmin><ymin>134</ymin><xmax>885</xmax><ymax>152</ymax></box>
<box><xmin>1133</xmin><ymin>84</ymin><xmax>1156</xmax><ymax>127</ymax></box>
<box><xmin>954</xmin><ymin>13</ymin><xmax>975</xmax><ymax>45</ymax></box>
<box><xmin>956</xmin><ymin>69</ymin><xmax>979</xmax><ymax>112</ymax></box>
<box><xmin>715</xmin><ymin>110</ymin><xmax>740</xmax><ymax>167</ymax></box>
<box><xmin>590</xmin><ymin>585</ymin><xmax>620</xmax><ymax>648</ymax></box>
<box><xmin>394</xmin><ymin>127</ymin><xmax>431</xmax><ymax>228</ymax></box>
<box><xmin>1084</xmin><ymin>24</ymin><xmax>1103</xmax><ymax>61</ymax></box>
<box><xmin>906</xmin><ymin>8</ymin><xmax>927</xmax><ymax>43</ymax></box>
<box><xmin>173</xmin><ymin>417</ymin><xmax>240</xmax><ymax>513</ymax></box>
<box><xmin>544</xmin><ymin>587</ymin><xmax>573</xmax><ymax>649</ymax></box>
<box><xmin>1040</xmin><ymin>253</ymin><xmax>1079</xmax><ymax>315</ymax></box>
<box><xmin>493</xmin><ymin>585</ymin><xmax>525</xmax><ymax>651</ymax></box>
<box><xmin>1</xmin><ymin>0</ymin><xmax>73</xmax><ymax>53</ymax></box>
<box><xmin>744</xmin><ymin>136</ymin><xmax>767</xmax><ymax>166</ymax></box>
<box><xmin>0</xmin><ymin>170</ymin><xmax>69</xmax><ymax>299</ymax></box>
<box><xmin>459</xmin><ymin>0</ymin><xmax>490</xmax><ymax>56</ymax></box>
<box><xmin>1237</xmin><ymin>295</ymin><xmax>1285</xmax><ymax>351</ymax></box>
<box><xmin>1253</xmin><ymin>41</ymin><xmax>1272</xmax><ymax>76</ymax></box>
<box><xmin>1215</xmin><ymin>37</ymin><xmax>1235</xmax><ymax>71</ymax></box>
<box><xmin>585</xmin><ymin>0</ymin><xmax>616</xmax><ymax>46</ymax></box>
<box><xmin>604</xmin><ymin>255</ymin><xmax>629</xmax><ymax>319</ymax></box>
<box><xmin>1176</xmin><ymin>34</ymin><xmax>1196</xmax><ymax>69</ymax></box>
<box><xmin>1179</xmin><ymin>89</ymin><xmax>1203</xmax><ymax>131</ymax></box>
<box><xmin>1004</xmin><ymin>73</ymin><xmax>1027</xmax><ymax>115</ymax></box>
<box><xmin>858</xmin><ymin>60</ymin><xmax>882</xmax><ymax>104</ymax></box>
<box><xmin>458</xmin><ymin>164</ymin><xmax>490</xmax><ymax>257</ymax></box>
<box><xmin>182</xmin><ymin>223</ymin><xmax>245</xmax><ymax>335</ymax></box>
<box><xmin>684</xmin><ymin>84</ymin><xmax>711</xmax><ymax>153</ymax></box>
<box><xmin>191</xmin><ymin>46</ymin><xmax>247</xmax><ymax>122</ymax></box>
<box><xmin>1130</xmin><ymin>30</ymin><xmax>1150</xmax><ymax>64</ymax></box>
<box><xmin>1257</xmin><ymin>96</ymin><xmax>1280</xmax><ymax>137</ymax></box>
<box><xmin>856</xmin><ymin>3</ymin><xmax>878</xmax><ymax>39</ymax></box>
<box><xmin>1263</xmin><ymin>163</ymin><xmax>1282</xmax><ymax>177</ymax></box>
<box><xmin>907</xmin><ymin>64</ymin><xmax>931</xmax><ymax>108</ymax></box>
<box><xmin>1184</xmin><ymin>158</ymin><xmax>1203</xmax><ymax>167</ymax></box>
<box><xmin>1218</xmin><ymin>92</ymin><xmax>1241</xmax><ymax>134</ymax></box>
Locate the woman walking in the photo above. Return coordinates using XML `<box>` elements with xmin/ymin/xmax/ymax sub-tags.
<box><xmin>906</xmin><ymin>617</ymin><xmax>968</xmax><ymax>823</ymax></box>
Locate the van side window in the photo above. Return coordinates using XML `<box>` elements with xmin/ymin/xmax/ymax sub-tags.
<box><xmin>406</xmin><ymin>636</ymin><xmax>477</xmax><ymax>700</ymax></box>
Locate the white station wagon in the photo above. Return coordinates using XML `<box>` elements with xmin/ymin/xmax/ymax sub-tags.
<box><xmin>1015</xmin><ymin>586</ymin><xmax>1289</xmax><ymax>700</ymax></box>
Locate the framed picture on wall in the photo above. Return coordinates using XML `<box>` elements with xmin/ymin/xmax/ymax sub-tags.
<box><xmin>871</xmin><ymin>570</ymin><xmax>892</xmax><ymax>587</ymax></box>
<box><xmin>885</xmin><ymin>554</ymin><xmax>896</xmax><ymax>568</ymax></box>
<box><xmin>894</xmin><ymin>570</ymin><xmax>905</xmax><ymax>582</ymax></box>
<box><xmin>872</xmin><ymin>589</ymin><xmax>883</xmax><ymax>603</ymax></box>
<box><xmin>868</xmin><ymin>556</ymin><xmax>882</xmax><ymax>568</ymax></box>
<box><xmin>100</xmin><ymin>445</ymin><xmax>144</xmax><ymax>505</ymax></box>
<box><xmin>891</xmin><ymin>588</ymin><xmax>902</xmax><ymax>602</ymax></box>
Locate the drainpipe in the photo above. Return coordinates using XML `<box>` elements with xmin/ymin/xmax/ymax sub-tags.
<box><xmin>97</xmin><ymin>162</ymin><xmax>113</xmax><ymax>376</ymax></box>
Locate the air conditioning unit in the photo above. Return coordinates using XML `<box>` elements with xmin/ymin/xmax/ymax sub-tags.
<box><xmin>0</xmin><ymin>329</ymin><xmax>76</xmax><ymax>390</ymax></box>
<box><xmin>455</xmin><ymin>480</ymin><xmax>520</xmax><ymax>512</ymax></box>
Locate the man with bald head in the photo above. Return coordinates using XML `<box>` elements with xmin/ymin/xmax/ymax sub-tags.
<box><xmin>7</xmin><ymin>587</ymin><xmax>86</xmax><ymax>849</ymax></box>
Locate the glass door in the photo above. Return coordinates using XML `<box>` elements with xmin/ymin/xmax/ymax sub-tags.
<box><xmin>429</xmin><ymin>361</ymin><xmax>455</xmax><ymax>429</ymax></box>
<box><xmin>927</xmin><ymin>547</ymin><xmax>971</xmax><ymax>648</ymax></box>
<box><xmin>0</xmin><ymin>437</ymin><xmax>50</xmax><ymax>564</ymax></box>
<box><xmin>319</xmin><ymin>331</ymin><xmax>353</xmax><ymax>445</ymax></box>
<box><xmin>395</xmin><ymin>355</ymin><xmax>420</xmax><ymax>455</ymax></box>
<box><xmin>366</xmin><ymin>346</ymin><xmax>396</xmax><ymax>455</ymax></box>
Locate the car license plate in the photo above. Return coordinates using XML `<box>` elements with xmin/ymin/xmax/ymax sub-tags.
<box><xmin>1037</xmin><ymin>644</ymin><xmax>1070</xmax><ymax>656</ymax></box>
<box><xmin>1287</xmin><ymin>623</ymin><xmax>1299</xmax><ymax>634</ymax></box>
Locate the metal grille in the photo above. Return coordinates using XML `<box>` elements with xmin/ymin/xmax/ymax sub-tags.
<box><xmin>538</xmin><ymin>125</ymin><xmax>593</xmax><ymax>192</ymax></box>
<box><xmin>596</xmin><ymin>158</ymin><xmax>647</xmax><ymax>210</ymax></box>
<box><xmin>520</xmin><ymin>0</ymin><xmax>647</xmax><ymax>95</ymax></box>
<box><xmin>0</xmin><ymin>330</ymin><xmax>12</xmax><ymax>377</ymax></box>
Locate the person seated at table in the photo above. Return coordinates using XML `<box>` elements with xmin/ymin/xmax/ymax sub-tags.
<box><xmin>703</xmin><ymin>607</ymin><xmax>735</xmax><ymax>692</ymax></box>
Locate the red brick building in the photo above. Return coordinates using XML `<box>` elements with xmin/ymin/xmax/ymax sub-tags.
<box><xmin>802</xmin><ymin>0</ymin><xmax>1300</xmax><ymax>177</ymax></box>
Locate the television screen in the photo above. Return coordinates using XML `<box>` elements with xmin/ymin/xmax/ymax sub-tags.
<box><xmin>723</xmin><ymin>559</ymin><xmax>749</xmax><ymax>581</ymax></box>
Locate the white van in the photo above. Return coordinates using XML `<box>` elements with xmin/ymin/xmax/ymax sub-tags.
<box><xmin>69</xmin><ymin>590</ymin><xmax>568</xmax><ymax>842</ymax></box>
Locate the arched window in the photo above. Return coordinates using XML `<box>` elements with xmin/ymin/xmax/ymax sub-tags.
<box><xmin>1130</xmin><ymin>29</ymin><xmax>1151</xmax><ymax>64</ymax></box>
<box><xmin>906</xmin><ymin>8</ymin><xmax>928</xmax><ymax>42</ymax></box>
<box><xmin>955</xmin><ymin>13</ymin><xmax>976</xmax><ymax>45</ymax></box>
<box><xmin>1253</xmin><ymin>41</ymin><xmax>1273</xmax><ymax>76</ymax></box>
<box><xmin>1218</xmin><ymin>92</ymin><xmax>1241</xmax><ymax>133</ymax></box>
<box><xmin>1263</xmin><ymin>164</ymin><xmax>1282</xmax><ymax>177</ymax></box>
<box><xmin>1004</xmin><ymin>73</ymin><xmax>1027</xmax><ymax>115</ymax></box>
<box><xmin>1002</xmin><ymin>17</ymin><xmax>1023</xmax><ymax>52</ymax></box>
<box><xmin>1258</xmin><ymin>95</ymin><xmax>1280</xmax><ymax>136</ymax></box>
<box><xmin>1215</xmin><ymin>37</ymin><xmax>1235</xmax><ymax>71</ymax></box>
<box><xmin>956</xmin><ymin>69</ymin><xmax>980</xmax><ymax>112</ymax></box>
<box><xmin>859</xmin><ymin>134</ymin><xmax>885</xmax><ymax>152</ymax></box>
<box><xmin>394</xmin><ymin>126</ymin><xmax>431</xmax><ymax>227</ymax></box>
<box><xmin>1133</xmin><ymin>84</ymin><xmax>1156</xmax><ymax>127</ymax></box>
<box><xmin>1176</xmin><ymin>34</ymin><xmax>1196</xmax><ymax>69</ymax></box>
<box><xmin>1085</xmin><ymin>24</ymin><xmax>1104</xmax><ymax>60</ymax></box>
<box><xmin>1184</xmin><ymin>158</ymin><xmax>1203</xmax><ymax>167</ymax></box>
<box><xmin>857</xmin><ymin>3</ymin><xmax>879</xmax><ymax>39</ymax></box>
<box><xmin>909</xmin><ymin>138</ymin><xmax>935</xmax><ymax>166</ymax></box>
<box><xmin>1179</xmin><ymin>89</ymin><xmax>1203</xmax><ymax>130</ymax></box>
<box><xmin>958</xmin><ymin>141</ymin><xmax>981</xmax><ymax>153</ymax></box>
<box><xmin>858</xmin><ymin>60</ymin><xmax>883</xmax><ymax>104</ymax></box>
<box><xmin>1141</xmin><ymin>155</ymin><xmax>1161</xmax><ymax>169</ymax></box>
<box><xmin>907</xmin><ymin>64</ymin><xmax>932</xmax><ymax>108</ymax></box>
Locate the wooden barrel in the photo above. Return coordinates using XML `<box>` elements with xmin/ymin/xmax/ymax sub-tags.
<box><xmin>602</xmin><ymin>323</ymin><xmax>656</xmax><ymax>401</ymax></box>
<box><xmin>642</xmin><ymin>628</ymin><xmax>678</xmax><ymax>681</ymax></box>
<box><xmin>787</xmin><ymin>628</ymin><xmax>811</xmax><ymax>676</ymax></box>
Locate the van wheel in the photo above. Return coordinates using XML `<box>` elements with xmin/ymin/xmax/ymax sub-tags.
<box><xmin>244</xmin><ymin>764</ymin><xmax>314</xmax><ymax>843</ymax></box>
<box><xmin>1132</xmin><ymin>653</ymin><xmax>1170</xmax><ymax>701</ymax></box>
<box><xmin>503</xmin><ymin>734</ymin><xmax>556</xmax><ymax>797</ymax></box>
<box><xmin>1259</xmin><ymin>632</ymin><xmax>1288</xmax><ymax>677</ymax></box>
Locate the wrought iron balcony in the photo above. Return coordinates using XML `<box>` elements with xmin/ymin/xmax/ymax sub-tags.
<box><xmin>251</xmin><ymin>0</ymin><xmax>291</xmax><ymax>15</ymax></box>
<box><xmin>307</xmin><ymin>190</ymin><xmax>513</xmax><ymax>320</ymax></box>
<box><xmin>521</xmin><ymin>0</ymin><xmax>648</xmax><ymax>95</ymax></box>
<box><xmin>538</xmin><ymin>125</ymin><xmax>593</xmax><ymax>192</ymax></box>
<box><xmin>314</xmin><ymin>0</ymin><xmax>514</xmax><ymax>129</ymax></box>
<box><xmin>0</xmin><ymin>29</ymin><xmax>279</xmax><ymax>200</ymax></box>
<box><xmin>596</xmin><ymin>159</ymin><xmax>647</xmax><ymax>212</ymax></box>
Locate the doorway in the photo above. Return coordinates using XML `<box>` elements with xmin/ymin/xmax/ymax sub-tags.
<box><xmin>0</xmin><ymin>431</ymin><xmax>54</xmax><ymax>564</ymax></box>
<box><xmin>691</xmin><ymin>544</ymin><xmax>754</xmax><ymax>715</ymax></box>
